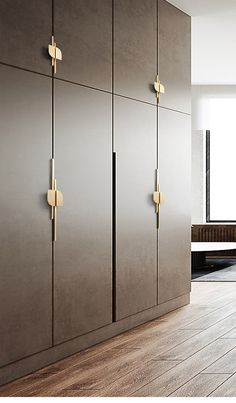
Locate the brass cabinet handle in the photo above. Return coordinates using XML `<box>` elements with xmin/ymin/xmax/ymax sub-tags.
<box><xmin>153</xmin><ymin>170</ymin><xmax>164</xmax><ymax>229</ymax></box>
<box><xmin>47</xmin><ymin>159</ymin><xmax>63</xmax><ymax>242</ymax></box>
<box><xmin>154</xmin><ymin>75</ymin><xmax>165</xmax><ymax>102</ymax></box>
<box><xmin>48</xmin><ymin>36</ymin><xmax>62</xmax><ymax>74</ymax></box>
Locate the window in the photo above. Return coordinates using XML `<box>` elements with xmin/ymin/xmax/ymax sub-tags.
<box><xmin>206</xmin><ymin>98</ymin><xmax>236</xmax><ymax>222</ymax></box>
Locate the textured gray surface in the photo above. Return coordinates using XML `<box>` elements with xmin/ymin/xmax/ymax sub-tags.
<box><xmin>0</xmin><ymin>65</ymin><xmax>52</xmax><ymax>367</ymax></box>
<box><xmin>54</xmin><ymin>81</ymin><xmax>112</xmax><ymax>344</ymax></box>
<box><xmin>115</xmin><ymin>96</ymin><xmax>158</xmax><ymax>320</ymax></box>
<box><xmin>158</xmin><ymin>0</ymin><xmax>191</xmax><ymax>114</ymax></box>
<box><xmin>54</xmin><ymin>0</ymin><xmax>112</xmax><ymax>91</ymax></box>
<box><xmin>158</xmin><ymin>108</ymin><xmax>191</xmax><ymax>303</ymax></box>
<box><xmin>114</xmin><ymin>0</ymin><xmax>157</xmax><ymax>103</ymax></box>
<box><xmin>0</xmin><ymin>0</ymin><xmax>52</xmax><ymax>75</ymax></box>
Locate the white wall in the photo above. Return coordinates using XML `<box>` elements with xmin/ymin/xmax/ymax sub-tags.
<box><xmin>192</xmin><ymin>11</ymin><xmax>236</xmax><ymax>85</ymax></box>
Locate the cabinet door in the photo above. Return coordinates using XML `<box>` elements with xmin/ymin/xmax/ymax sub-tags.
<box><xmin>114</xmin><ymin>0</ymin><xmax>157</xmax><ymax>104</ymax></box>
<box><xmin>54</xmin><ymin>82</ymin><xmax>112</xmax><ymax>344</ymax></box>
<box><xmin>115</xmin><ymin>96</ymin><xmax>157</xmax><ymax>321</ymax></box>
<box><xmin>0</xmin><ymin>0</ymin><xmax>52</xmax><ymax>75</ymax></box>
<box><xmin>158</xmin><ymin>0</ymin><xmax>191</xmax><ymax>114</ymax></box>
<box><xmin>158</xmin><ymin>107</ymin><xmax>191</xmax><ymax>304</ymax></box>
<box><xmin>0</xmin><ymin>65</ymin><xmax>52</xmax><ymax>367</ymax></box>
<box><xmin>54</xmin><ymin>0</ymin><xmax>112</xmax><ymax>91</ymax></box>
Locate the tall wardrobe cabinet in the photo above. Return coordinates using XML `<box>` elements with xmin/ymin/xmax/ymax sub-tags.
<box><xmin>0</xmin><ymin>0</ymin><xmax>191</xmax><ymax>386</ymax></box>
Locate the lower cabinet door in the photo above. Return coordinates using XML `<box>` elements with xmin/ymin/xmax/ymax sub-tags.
<box><xmin>158</xmin><ymin>107</ymin><xmax>191</xmax><ymax>304</ymax></box>
<box><xmin>54</xmin><ymin>81</ymin><xmax>112</xmax><ymax>344</ymax></box>
<box><xmin>115</xmin><ymin>96</ymin><xmax>158</xmax><ymax>321</ymax></box>
<box><xmin>0</xmin><ymin>65</ymin><xmax>52</xmax><ymax>366</ymax></box>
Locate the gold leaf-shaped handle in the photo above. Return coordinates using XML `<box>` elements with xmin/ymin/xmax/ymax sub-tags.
<box><xmin>153</xmin><ymin>185</ymin><xmax>164</xmax><ymax>228</ymax></box>
<box><xmin>154</xmin><ymin>76</ymin><xmax>165</xmax><ymax>100</ymax></box>
<box><xmin>48</xmin><ymin>36</ymin><xmax>62</xmax><ymax>74</ymax></box>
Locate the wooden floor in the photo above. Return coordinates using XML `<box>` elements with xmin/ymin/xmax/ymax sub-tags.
<box><xmin>1</xmin><ymin>282</ymin><xmax>236</xmax><ymax>397</ymax></box>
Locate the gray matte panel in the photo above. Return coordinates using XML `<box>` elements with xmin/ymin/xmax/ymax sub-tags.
<box><xmin>115</xmin><ymin>96</ymin><xmax>157</xmax><ymax>321</ymax></box>
<box><xmin>54</xmin><ymin>82</ymin><xmax>112</xmax><ymax>344</ymax></box>
<box><xmin>114</xmin><ymin>0</ymin><xmax>157</xmax><ymax>104</ymax></box>
<box><xmin>0</xmin><ymin>0</ymin><xmax>52</xmax><ymax>75</ymax></box>
<box><xmin>158</xmin><ymin>0</ymin><xmax>191</xmax><ymax>114</ymax></box>
<box><xmin>158</xmin><ymin>107</ymin><xmax>191</xmax><ymax>304</ymax></box>
<box><xmin>0</xmin><ymin>65</ymin><xmax>52</xmax><ymax>367</ymax></box>
<box><xmin>54</xmin><ymin>0</ymin><xmax>112</xmax><ymax>91</ymax></box>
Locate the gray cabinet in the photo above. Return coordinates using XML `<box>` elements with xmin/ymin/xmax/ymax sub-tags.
<box><xmin>54</xmin><ymin>81</ymin><xmax>112</xmax><ymax>344</ymax></box>
<box><xmin>158</xmin><ymin>0</ymin><xmax>191</xmax><ymax>114</ymax></box>
<box><xmin>54</xmin><ymin>0</ymin><xmax>112</xmax><ymax>91</ymax></box>
<box><xmin>0</xmin><ymin>65</ymin><xmax>52</xmax><ymax>367</ymax></box>
<box><xmin>0</xmin><ymin>0</ymin><xmax>52</xmax><ymax>75</ymax></box>
<box><xmin>158</xmin><ymin>107</ymin><xmax>191</xmax><ymax>304</ymax></box>
<box><xmin>114</xmin><ymin>0</ymin><xmax>157</xmax><ymax>104</ymax></box>
<box><xmin>0</xmin><ymin>0</ymin><xmax>192</xmax><ymax>384</ymax></box>
<box><xmin>115</xmin><ymin>96</ymin><xmax>157</xmax><ymax>320</ymax></box>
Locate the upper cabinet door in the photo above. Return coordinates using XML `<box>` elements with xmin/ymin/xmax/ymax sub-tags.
<box><xmin>54</xmin><ymin>0</ymin><xmax>112</xmax><ymax>92</ymax></box>
<box><xmin>114</xmin><ymin>0</ymin><xmax>157</xmax><ymax>104</ymax></box>
<box><xmin>158</xmin><ymin>0</ymin><xmax>191</xmax><ymax>114</ymax></box>
<box><xmin>0</xmin><ymin>0</ymin><xmax>52</xmax><ymax>75</ymax></box>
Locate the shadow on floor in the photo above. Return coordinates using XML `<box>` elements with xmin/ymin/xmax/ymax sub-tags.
<box><xmin>192</xmin><ymin>259</ymin><xmax>236</xmax><ymax>281</ymax></box>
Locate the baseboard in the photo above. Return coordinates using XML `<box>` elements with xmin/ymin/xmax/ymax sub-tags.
<box><xmin>0</xmin><ymin>293</ymin><xmax>190</xmax><ymax>386</ymax></box>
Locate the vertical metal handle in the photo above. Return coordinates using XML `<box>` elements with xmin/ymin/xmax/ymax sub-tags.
<box><xmin>47</xmin><ymin>159</ymin><xmax>63</xmax><ymax>242</ymax></box>
<box><xmin>153</xmin><ymin>170</ymin><xmax>164</xmax><ymax>229</ymax></box>
<box><xmin>154</xmin><ymin>75</ymin><xmax>165</xmax><ymax>102</ymax></box>
<box><xmin>48</xmin><ymin>36</ymin><xmax>62</xmax><ymax>74</ymax></box>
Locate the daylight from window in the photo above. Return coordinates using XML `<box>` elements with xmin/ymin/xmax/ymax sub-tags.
<box><xmin>210</xmin><ymin>97</ymin><xmax>236</xmax><ymax>221</ymax></box>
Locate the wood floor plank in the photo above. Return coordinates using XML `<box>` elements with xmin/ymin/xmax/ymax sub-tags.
<box><xmin>203</xmin><ymin>347</ymin><xmax>236</xmax><ymax>374</ymax></box>
<box><xmin>2</xmin><ymin>283</ymin><xmax>236</xmax><ymax>397</ymax></box>
<box><xmin>113</xmin><ymin>329</ymin><xmax>199</xmax><ymax>349</ymax></box>
<box><xmin>0</xmin><ymin>321</ymin><xmax>169</xmax><ymax>396</ymax></box>
<box><xmin>13</xmin><ymin>348</ymin><xmax>139</xmax><ymax>396</ymax></box>
<box><xmin>0</xmin><ymin>347</ymin><xmax>128</xmax><ymax>397</ymax></box>
<box><xmin>0</xmin><ymin>344</ymin><xmax>137</xmax><ymax>396</ymax></box>
<box><xmin>0</xmin><ymin>322</ymin><xmax>195</xmax><ymax>396</ymax></box>
<box><xmin>157</xmin><ymin>314</ymin><xmax>236</xmax><ymax>361</ymax></box>
<box><xmin>221</xmin><ymin>327</ymin><xmax>236</xmax><ymax>339</ymax></box>
<box><xmin>210</xmin><ymin>374</ymin><xmax>236</xmax><ymax>397</ymax></box>
<box><xmin>16</xmin><ymin>330</ymin><xmax>197</xmax><ymax>396</ymax></box>
<box><xmin>132</xmin><ymin>339</ymin><xmax>236</xmax><ymax>397</ymax></box>
<box><xmin>55</xmin><ymin>389</ymin><xmax>99</xmax><ymax>397</ymax></box>
<box><xmin>170</xmin><ymin>373</ymin><xmax>231</xmax><ymax>397</ymax></box>
<box><xmin>57</xmin><ymin>360</ymin><xmax>180</xmax><ymax>397</ymax></box>
<box><xmin>181</xmin><ymin>300</ymin><xmax>236</xmax><ymax>331</ymax></box>
<box><xmin>152</xmin><ymin>293</ymin><xmax>236</xmax><ymax>336</ymax></box>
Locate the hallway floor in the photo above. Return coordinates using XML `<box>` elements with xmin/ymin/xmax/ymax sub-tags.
<box><xmin>1</xmin><ymin>282</ymin><xmax>236</xmax><ymax>397</ymax></box>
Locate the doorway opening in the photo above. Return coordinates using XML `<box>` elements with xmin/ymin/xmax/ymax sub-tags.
<box><xmin>191</xmin><ymin>9</ymin><xmax>236</xmax><ymax>282</ymax></box>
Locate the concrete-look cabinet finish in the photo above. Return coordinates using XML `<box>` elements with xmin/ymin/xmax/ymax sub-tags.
<box><xmin>54</xmin><ymin>0</ymin><xmax>112</xmax><ymax>91</ymax></box>
<box><xmin>115</xmin><ymin>96</ymin><xmax>157</xmax><ymax>320</ymax></box>
<box><xmin>114</xmin><ymin>0</ymin><xmax>157</xmax><ymax>104</ymax></box>
<box><xmin>158</xmin><ymin>108</ymin><xmax>191</xmax><ymax>304</ymax></box>
<box><xmin>0</xmin><ymin>0</ymin><xmax>52</xmax><ymax>75</ymax></box>
<box><xmin>0</xmin><ymin>65</ymin><xmax>52</xmax><ymax>367</ymax></box>
<box><xmin>0</xmin><ymin>0</ymin><xmax>191</xmax><ymax>387</ymax></box>
<box><xmin>54</xmin><ymin>82</ymin><xmax>112</xmax><ymax>344</ymax></box>
<box><xmin>158</xmin><ymin>0</ymin><xmax>191</xmax><ymax>114</ymax></box>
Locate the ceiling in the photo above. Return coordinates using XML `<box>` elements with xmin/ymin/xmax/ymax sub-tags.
<box><xmin>166</xmin><ymin>0</ymin><xmax>236</xmax><ymax>16</ymax></box>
